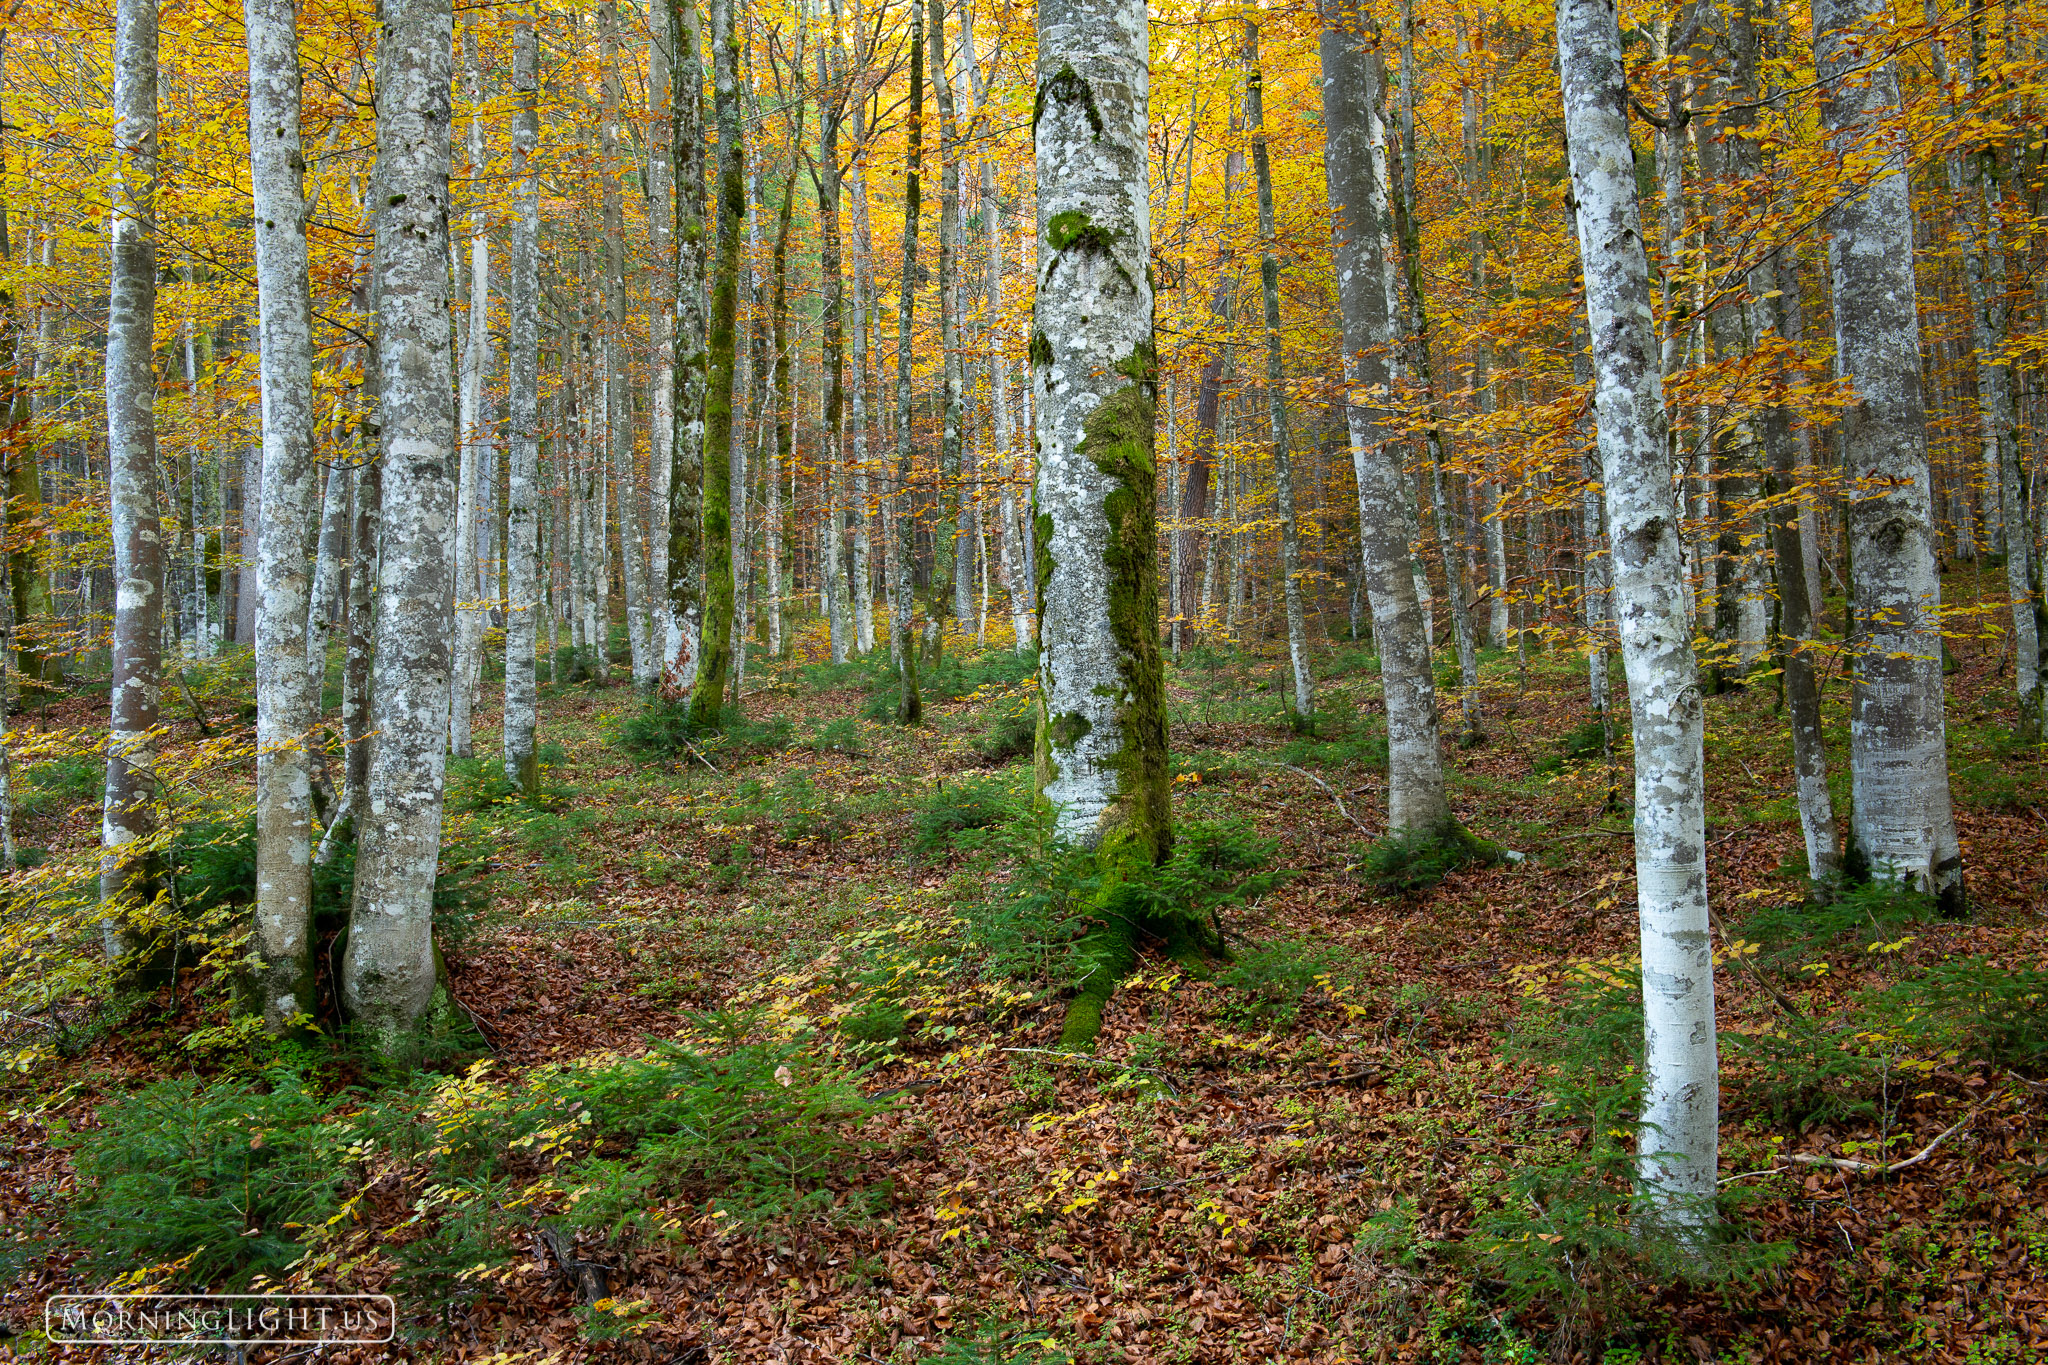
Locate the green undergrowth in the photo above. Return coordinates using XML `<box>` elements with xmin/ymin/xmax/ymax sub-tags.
<box><xmin>1353</xmin><ymin>825</ymin><xmax>1502</xmax><ymax>896</ymax></box>
<box><xmin>59</xmin><ymin>1014</ymin><xmax>878</xmax><ymax>1298</ymax></box>
<box><xmin>619</xmin><ymin>699</ymin><xmax>794</xmax><ymax>761</ymax></box>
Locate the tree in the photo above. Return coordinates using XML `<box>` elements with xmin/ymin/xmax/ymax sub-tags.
<box><xmin>1032</xmin><ymin>0</ymin><xmax>1181</xmax><ymax>1051</ymax></box>
<box><xmin>891</xmin><ymin>0</ymin><xmax>925</xmax><ymax>725</ymax></box>
<box><xmin>666</xmin><ymin>0</ymin><xmax>707</xmax><ymax>685</ymax></box>
<box><xmin>344</xmin><ymin>0</ymin><xmax>458</xmax><ymax>1050</ymax></box>
<box><xmin>1244</xmin><ymin>18</ymin><xmax>1312</xmax><ymax>727</ymax></box>
<box><xmin>1318</xmin><ymin>1</ymin><xmax>1455</xmax><ymax>837</ymax></box>
<box><xmin>246</xmin><ymin>0</ymin><xmax>319</xmax><ymax>1030</ymax></box>
<box><xmin>1814</xmin><ymin>0</ymin><xmax>1963</xmax><ymax>911</ymax></box>
<box><xmin>504</xmin><ymin>3</ymin><xmax>542</xmax><ymax>792</ymax></box>
<box><xmin>1558</xmin><ymin>0</ymin><xmax>1718</xmax><ymax>1229</ymax></box>
<box><xmin>100</xmin><ymin>0</ymin><xmax>166</xmax><ymax>975</ymax></box>
<box><xmin>683</xmin><ymin>0</ymin><xmax>744</xmax><ymax>729</ymax></box>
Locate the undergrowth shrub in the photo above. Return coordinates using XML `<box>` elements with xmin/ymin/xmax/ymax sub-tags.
<box><xmin>1864</xmin><ymin>955</ymin><xmax>2048</xmax><ymax>1071</ymax></box>
<box><xmin>15</xmin><ymin>755</ymin><xmax>102</xmax><ymax>821</ymax></box>
<box><xmin>1354</xmin><ymin>826</ymin><xmax>1499</xmax><ymax>896</ymax></box>
<box><xmin>1734</xmin><ymin>878</ymin><xmax>1934</xmax><ymax>972</ymax></box>
<box><xmin>1217</xmin><ymin>937</ymin><xmax>1339</xmax><ymax>1027</ymax></box>
<box><xmin>619</xmin><ymin>700</ymin><xmax>792</xmax><ymax>759</ymax></box>
<box><xmin>172</xmin><ymin>818</ymin><xmax>493</xmax><ymax>952</ymax></box>
<box><xmin>972</xmin><ymin>693</ymin><xmax>1038</xmax><ymax>765</ymax></box>
<box><xmin>67</xmin><ymin>1070</ymin><xmax>341</xmax><ymax>1288</ymax></box>
<box><xmin>1533</xmin><ymin>719</ymin><xmax>1609</xmax><ymax>773</ymax></box>
<box><xmin>928</xmin><ymin>1320</ymin><xmax>1071</xmax><ymax>1364</ymax></box>
<box><xmin>913</xmin><ymin>775</ymin><xmax>1018</xmax><ymax>854</ymax></box>
<box><xmin>807</xmin><ymin>716</ymin><xmax>866</xmax><ymax>755</ymax></box>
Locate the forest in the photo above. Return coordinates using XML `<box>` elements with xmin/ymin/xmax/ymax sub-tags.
<box><xmin>0</xmin><ymin>0</ymin><xmax>2044</xmax><ymax>1353</ymax></box>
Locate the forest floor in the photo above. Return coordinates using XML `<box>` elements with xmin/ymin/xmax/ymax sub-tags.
<box><xmin>2</xmin><ymin>586</ymin><xmax>2046</xmax><ymax>1364</ymax></box>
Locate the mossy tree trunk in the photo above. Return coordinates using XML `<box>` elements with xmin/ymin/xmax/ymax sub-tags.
<box><xmin>890</xmin><ymin>1</ymin><xmax>924</xmax><ymax>725</ymax></box>
<box><xmin>1031</xmin><ymin>0</ymin><xmax>1185</xmax><ymax>1051</ymax></box>
<box><xmin>684</xmin><ymin>0</ymin><xmax>744</xmax><ymax>730</ymax></box>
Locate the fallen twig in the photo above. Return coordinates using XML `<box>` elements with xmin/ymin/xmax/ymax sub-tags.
<box><xmin>1706</xmin><ymin>905</ymin><xmax>1805</xmax><ymax>1020</ymax></box>
<box><xmin>1274</xmin><ymin>763</ymin><xmax>1374</xmax><ymax>837</ymax></box>
<box><xmin>1774</xmin><ymin>1103</ymin><xmax>1988</xmax><ymax>1176</ymax></box>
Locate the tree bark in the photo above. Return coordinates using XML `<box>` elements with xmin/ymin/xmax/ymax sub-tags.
<box><xmin>101</xmin><ymin>0</ymin><xmax>166</xmax><ymax>975</ymax></box>
<box><xmin>1814</xmin><ymin>0</ymin><xmax>1964</xmax><ymax>910</ymax></box>
<box><xmin>504</xmin><ymin>8</ymin><xmax>541</xmax><ymax>790</ymax></box>
<box><xmin>1320</xmin><ymin>2</ymin><xmax>1454</xmax><ymax>837</ymax></box>
<box><xmin>344</xmin><ymin>0</ymin><xmax>458</xmax><ymax>1050</ymax></box>
<box><xmin>1244</xmin><ymin>20</ymin><xmax>1312</xmax><ymax>723</ymax></box>
<box><xmin>246</xmin><ymin>0</ymin><xmax>319</xmax><ymax>1027</ymax></box>
<box><xmin>1559</xmin><ymin>0</ymin><xmax>1718</xmax><ymax>1229</ymax></box>
<box><xmin>685</xmin><ymin>0</ymin><xmax>743</xmax><ymax>727</ymax></box>
<box><xmin>891</xmin><ymin>2</ymin><xmax>925</xmax><ymax>723</ymax></box>
<box><xmin>665</xmin><ymin>0</ymin><xmax>707</xmax><ymax>684</ymax></box>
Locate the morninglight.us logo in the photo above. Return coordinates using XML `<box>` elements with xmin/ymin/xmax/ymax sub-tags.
<box><xmin>45</xmin><ymin>1294</ymin><xmax>396</xmax><ymax>1346</ymax></box>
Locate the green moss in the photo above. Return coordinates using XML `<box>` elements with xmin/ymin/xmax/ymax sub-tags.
<box><xmin>1050</xmin><ymin>711</ymin><xmax>1092</xmax><ymax>748</ymax></box>
<box><xmin>1050</xmin><ymin>341</ymin><xmax>1190</xmax><ymax>1052</ymax></box>
<box><xmin>1033</xmin><ymin>63</ymin><xmax>1105</xmax><ymax>140</ymax></box>
<box><xmin>1029</xmin><ymin>329</ymin><xmax>1053</xmax><ymax>369</ymax></box>
<box><xmin>1046</xmin><ymin>211</ymin><xmax>1120</xmax><ymax>257</ymax></box>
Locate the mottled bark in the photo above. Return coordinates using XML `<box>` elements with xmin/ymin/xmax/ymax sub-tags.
<box><xmin>1559</xmin><ymin>0</ymin><xmax>1717</xmax><ymax>1228</ymax></box>
<box><xmin>344</xmin><ymin>0</ymin><xmax>457</xmax><ymax>1049</ymax></box>
<box><xmin>1814</xmin><ymin>0</ymin><xmax>1963</xmax><ymax>909</ymax></box>
<box><xmin>101</xmin><ymin>0</ymin><xmax>165</xmax><ymax>973</ymax></box>
<box><xmin>1320</xmin><ymin>3</ymin><xmax>1454</xmax><ymax>837</ymax></box>
<box><xmin>665</xmin><ymin>0</ymin><xmax>707</xmax><ymax>683</ymax></box>
<box><xmin>504</xmin><ymin>10</ymin><xmax>541</xmax><ymax>791</ymax></box>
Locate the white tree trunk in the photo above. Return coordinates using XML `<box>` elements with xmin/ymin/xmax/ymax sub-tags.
<box><xmin>450</xmin><ymin>22</ymin><xmax>491</xmax><ymax>753</ymax></box>
<box><xmin>345</xmin><ymin>0</ymin><xmax>457</xmax><ymax>1049</ymax></box>
<box><xmin>246</xmin><ymin>0</ymin><xmax>318</xmax><ymax>1027</ymax></box>
<box><xmin>1814</xmin><ymin>0</ymin><xmax>1964</xmax><ymax>908</ymax></box>
<box><xmin>1031</xmin><ymin>0</ymin><xmax>1167</xmax><ymax>856</ymax></box>
<box><xmin>504</xmin><ymin>11</ymin><xmax>541</xmax><ymax>788</ymax></box>
<box><xmin>101</xmin><ymin>0</ymin><xmax>164</xmax><ymax>970</ymax></box>
<box><xmin>1559</xmin><ymin>0</ymin><xmax>1718</xmax><ymax>1228</ymax></box>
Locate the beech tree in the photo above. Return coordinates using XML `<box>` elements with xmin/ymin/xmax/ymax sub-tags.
<box><xmin>1814</xmin><ymin>0</ymin><xmax>1964</xmax><ymax>911</ymax></box>
<box><xmin>1318</xmin><ymin>1</ymin><xmax>1454</xmax><ymax>838</ymax></box>
<box><xmin>1031</xmin><ymin>0</ymin><xmax>1178</xmax><ymax>1051</ymax></box>
<box><xmin>1558</xmin><ymin>0</ymin><xmax>1718</xmax><ymax>1227</ymax></box>
<box><xmin>343</xmin><ymin>0</ymin><xmax>457</xmax><ymax>1050</ymax></box>
<box><xmin>504</xmin><ymin>5</ymin><xmax>541</xmax><ymax>792</ymax></box>
<box><xmin>246</xmin><ymin>0</ymin><xmax>318</xmax><ymax>1029</ymax></box>
<box><xmin>99</xmin><ymin>0</ymin><xmax>164</xmax><ymax>973</ymax></box>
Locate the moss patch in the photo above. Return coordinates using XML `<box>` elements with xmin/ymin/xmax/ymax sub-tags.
<box><xmin>1033</xmin><ymin>63</ymin><xmax>1105</xmax><ymax>141</ymax></box>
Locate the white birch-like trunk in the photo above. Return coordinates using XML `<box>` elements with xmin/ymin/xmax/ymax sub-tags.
<box><xmin>647</xmin><ymin>15</ymin><xmax>676</xmax><ymax>645</ymax></box>
<box><xmin>1814</xmin><ymin>0</ymin><xmax>1964</xmax><ymax>908</ymax></box>
<box><xmin>504</xmin><ymin>12</ymin><xmax>541</xmax><ymax>788</ymax></box>
<box><xmin>246</xmin><ymin>0</ymin><xmax>318</xmax><ymax>1027</ymax></box>
<box><xmin>664</xmin><ymin>0</ymin><xmax>707</xmax><ymax>684</ymax></box>
<box><xmin>345</xmin><ymin>0</ymin><xmax>457</xmax><ymax>1048</ymax></box>
<box><xmin>1031</xmin><ymin>0</ymin><xmax>1167</xmax><ymax>856</ymax></box>
<box><xmin>450</xmin><ymin>22</ymin><xmax>492</xmax><ymax>751</ymax></box>
<box><xmin>101</xmin><ymin>0</ymin><xmax>164</xmax><ymax>969</ymax></box>
<box><xmin>305</xmin><ymin>458</ymin><xmax>347</xmax><ymax>689</ymax></box>
<box><xmin>1559</xmin><ymin>0</ymin><xmax>1718</xmax><ymax>1228</ymax></box>
<box><xmin>1320</xmin><ymin>2</ymin><xmax>1453</xmax><ymax>836</ymax></box>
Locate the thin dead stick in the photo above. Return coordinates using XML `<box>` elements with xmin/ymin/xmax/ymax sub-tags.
<box><xmin>1774</xmin><ymin>1103</ymin><xmax>1989</xmax><ymax>1176</ymax></box>
<box><xmin>1706</xmin><ymin>904</ymin><xmax>1805</xmax><ymax>1020</ymax></box>
<box><xmin>1274</xmin><ymin>762</ymin><xmax>1373</xmax><ymax>837</ymax></box>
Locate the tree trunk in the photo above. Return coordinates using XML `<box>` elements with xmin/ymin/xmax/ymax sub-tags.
<box><xmin>1559</xmin><ymin>0</ymin><xmax>1718</xmax><ymax>1229</ymax></box>
<box><xmin>245</xmin><ymin>0</ymin><xmax>320</xmax><ymax>1026</ymax></box>
<box><xmin>101</xmin><ymin>0</ymin><xmax>166</xmax><ymax>975</ymax></box>
<box><xmin>891</xmin><ymin>2</ymin><xmax>925</xmax><ymax>723</ymax></box>
<box><xmin>1244</xmin><ymin>20</ymin><xmax>1312</xmax><ymax>723</ymax></box>
<box><xmin>450</xmin><ymin>19</ymin><xmax>492</xmax><ymax>748</ymax></box>
<box><xmin>1320</xmin><ymin>0</ymin><xmax>1455</xmax><ymax>837</ymax></box>
<box><xmin>1814</xmin><ymin>0</ymin><xmax>1964</xmax><ymax>910</ymax></box>
<box><xmin>685</xmin><ymin>0</ymin><xmax>743</xmax><ymax>727</ymax></box>
<box><xmin>344</xmin><ymin>0</ymin><xmax>458</xmax><ymax>1050</ymax></box>
<box><xmin>504</xmin><ymin>10</ymin><xmax>541</xmax><ymax>791</ymax></box>
<box><xmin>931</xmin><ymin>0</ymin><xmax>969</xmax><ymax>637</ymax></box>
<box><xmin>665</xmin><ymin>0</ymin><xmax>707</xmax><ymax>684</ymax></box>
